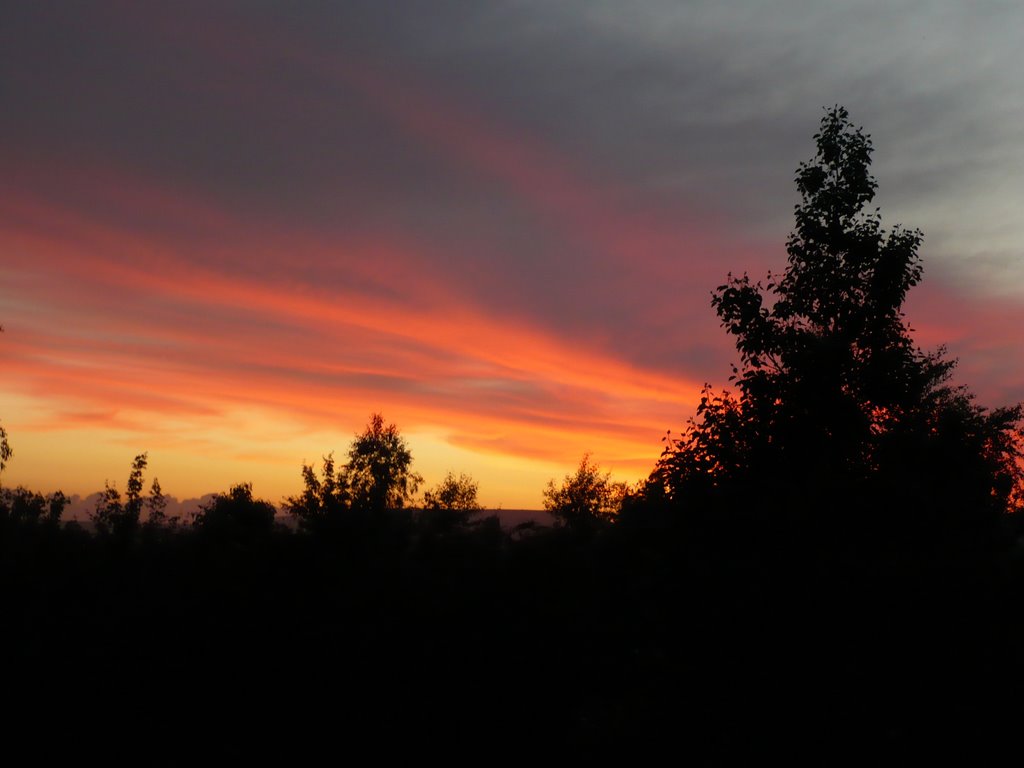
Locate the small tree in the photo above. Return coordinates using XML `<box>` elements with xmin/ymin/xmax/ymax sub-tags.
<box><xmin>346</xmin><ymin>413</ymin><xmax>422</xmax><ymax>513</ymax></box>
<box><xmin>143</xmin><ymin>477</ymin><xmax>171</xmax><ymax>530</ymax></box>
<box><xmin>543</xmin><ymin>454</ymin><xmax>627</xmax><ymax>532</ymax></box>
<box><xmin>423</xmin><ymin>472</ymin><xmax>479</xmax><ymax>512</ymax></box>
<box><xmin>0</xmin><ymin>422</ymin><xmax>11</xmax><ymax>490</ymax></box>
<box><xmin>284</xmin><ymin>453</ymin><xmax>350</xmax><ymax>531</ymax></box>
<box><xmin>0</xmin><ymin>487</ymin><xmax>68</xmax><ymax>527</ymax></box>
<box><xmin>92</xmin><ymin>453</ymin><xmax>149</xmax><ymax>537</ymax></box>
<box><xmin>124</xmin><ymin>453</ymin><xmax>148</xmax><ymax>524</ymax></box>
<box><xmin>193</xmin><ymin>482</ymin><xmax>278</xmax><ymax>543</ymax></box>
<box><xmin>421</xmin><ymin>472</ymin><xmax>481</xmax><ymax>531</ymax></box>
<box><xmin>92</xmin><ymin>483</ymin><xmax>123</xmax><ymax>536</ymax></box>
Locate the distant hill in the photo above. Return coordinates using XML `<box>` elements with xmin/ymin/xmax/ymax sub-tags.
<box><xmin>489</xmin><ymin>508</ymin><xmax>548</xmax><ymax>529</ymax></box>
<box><xmin>63</xmin><ymin>491</ymin><xmax>217</xmax><ymax>523</ymax></box>
<box><xmin>61</xmin><ymin>494</ymin><xmax>549</xmax><ymax>531</ymax></box>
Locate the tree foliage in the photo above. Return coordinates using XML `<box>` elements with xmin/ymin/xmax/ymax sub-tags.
<box><xmin>285</xmin><ymin>452</ymin><xmax>350</xmax><ymax>531</ymax></box>
<box><xmin>344</xmin><ymin>413</ymin><xmax>422</xmax><ymax>513</ymax></box>
<box><xmin>544</xmin><ymin>454</ymin><xmax>628</xmax><ymax>532</ymax></box>
<box><xmin>148</xmin><ymin>477</ymin><xmax>167</xmax><ymax>521</ymax></box>
<box><xmin>91</xmin><ymin>483</ymin><xmax>124</xmax><ymax>536</ymax></box>
<box><xmin>423</xmin><ymin>472</ymin><xmax>480</xmax><ymax>513</ymax></box>
<box><xmin>0</xmin><ymin>486</ymin><xmax>68</xmax><ymax>528</ymax></box>
<box><xmin>285</xmin><ymin>414</ymin><xmax>423</xmax><ymax>527</ymax></box>
<box><xmin>124</xmin><ymin>452</ymin><xmax>148</xmax><ymax>526</ymax></box>
<box><xmin>0</xmin><ymin>422</ymin><xmax>11</xmax><ymax>487</ymax></box>
<box><xmin>90</xmin><ymin>453</ymin><xmax>169</xmax><ymax>537</ymax></box>
<box><xmin>653</xmin><ymin>106</ymin><xmax>1023</xmax><ymax>540</ymax></box>
<box><xmin>421</xmin><ymin>471</ymin><xmax>481</xmax><ymax>532</ymax></box>
<box><xmin>193</xmin><ymin>482</ymin><xmax>278</xmax><ymax>543</ymax></box>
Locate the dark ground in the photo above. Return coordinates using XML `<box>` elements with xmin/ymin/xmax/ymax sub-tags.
<box><xmin>5</xmin><ymin>514</ymin><xmax>1024</xmax><ymax>763</ymax></box>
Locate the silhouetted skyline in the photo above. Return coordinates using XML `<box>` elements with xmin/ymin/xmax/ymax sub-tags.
<box><xmin>2</xmin><ymin>3</ymin><xmax>1023</xmax><ymax>506</ymax></box>
<box><xmin>4</xmin><ymin>95</ymin><xmax>1023</xmax><ymax>762</ymax></box>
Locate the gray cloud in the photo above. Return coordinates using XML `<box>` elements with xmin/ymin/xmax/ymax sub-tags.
<box><xmin>2</xmin><ymin>0</ymin><xmax>1022</xmax><ymax>401</ymax></box>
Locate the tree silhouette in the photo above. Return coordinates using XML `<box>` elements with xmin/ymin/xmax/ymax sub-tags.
<box><xmin>0</xmin><ymin>486</ymin><xmax>67</xmax><ymax>527</ymax></box>
<box><xmin>193</xmin><ymin>482</ymin><xmax>278</xmax><ymax>543</ymax></box>
<box><xmin>124</xmin><ymin>453</ymin><xmax>147</xmax><ymax>525</ymax></box>
<box><xmin>421</xmin><ymin>471</ymin><xmax>481</xmax><ymax>532</ymax></box>
<box><xmin>653</xmin><ymin>106</ymin><xmax>1023</xmax><ymax>543</ymax></box>
<box><xmin>544</xmin><ymin>454</ymin><xmax>627</xmax><ymax>533</ymax></box>
<box><xmin>143</xmin><ymin>477</ymin><xmax>171</xmax><ymax>530</ymax></box>
<box><xmin>91</xmin><ymin>453</ymin><xmax>149</xmax><ymax>537</ymax></box>
<box><xmin>346</xmin><ymin>413</ymin><xmax>422</xmax><ymax>513</ymax></box>
<box><xmin>284</xmin><ymin>452</ymin><xmax>350</xmax><ymax>531</ymax></box>
<box><xmin>423</xmin><ymin>471</ymin><xmax>479</xmax><ymax>512</ymax></box>
<box><xmin>284</xmin><ymin>414</ymin><xmax>422</xmax><ymax>527</ymax></box>
<box><xmin>0</xmin><ymin>422</ymin><xmax>10</xmax><ymax>489</ymax></box>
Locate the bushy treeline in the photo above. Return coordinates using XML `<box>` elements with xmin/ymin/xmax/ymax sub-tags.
<box><xmin>3</xmin><ymin>107</ymin><xmax>1024</xmax><ymax>759</ymax></box>
<box><xmin>3</xmin><ymin>440</ymin><xmax>1023</xmax><ymax>761</ymax></box>
<box><xmin>0</xmin><ymin>446</ymin><xmax>670</xmax><ymax>760</ymax></box>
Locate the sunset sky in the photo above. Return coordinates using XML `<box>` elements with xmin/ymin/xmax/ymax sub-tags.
<box><xmin>2</xmin><ymin>2</ymin><xmax>1023</xmax><ymax>509</ymax></box>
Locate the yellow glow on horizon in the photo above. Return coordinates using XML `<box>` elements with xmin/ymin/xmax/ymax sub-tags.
<box><xmin>1</xmin><ymin>395</ymin><xmax>672</xmax><ymax>510</ymax></box>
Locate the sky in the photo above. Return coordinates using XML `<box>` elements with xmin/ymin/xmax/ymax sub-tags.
<box><xmin>2</xmin><ymin>1</ymin><xmax>1023</xmax><ymax>509</ymax></box>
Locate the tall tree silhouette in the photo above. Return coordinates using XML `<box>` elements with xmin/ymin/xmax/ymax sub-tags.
<box><xmin>654</xmin><ymin>106</ymin><xmax>1022</xmax><ymax>543</ymax></box>
<box><xmin>91</xmin><ymin>453</ymin><xmax>150</xmax><ymax>537</ymax></box>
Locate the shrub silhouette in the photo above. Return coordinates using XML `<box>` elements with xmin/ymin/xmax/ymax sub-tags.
<box><xmin>192</xmin><ymin>482</ymin><xmax>278</xmax><ymax>544</ymax></box>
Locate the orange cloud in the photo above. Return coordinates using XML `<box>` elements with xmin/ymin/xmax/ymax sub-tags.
<box><xmin>1</xmin><ymin>183</ymin><xmax>701</xmax><ymax>504</ymax></box>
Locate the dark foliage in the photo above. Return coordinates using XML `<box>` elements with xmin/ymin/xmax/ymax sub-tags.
<box><xmin>192</xmin><ymin>482</ymin><xmax>280</xmax><ymax>544</ymax></box>
<box><xmin>90</xmin><ymin>452</ymin><xmax>151</xmax><ymax>537</ymax></box>
<box><xmin>420</xmin><ymin>470</ymin><xmax>482</xmax><ymax>533</ymax></box>
<box><xmin>0</xmin><ymin>486</ymin><xmax>67</xmax><ymax>528</ymax></box>
<box><xmin>543</xmin><ymin>453</ymin><xmax>628</xmax><ymax>533</ymax></box>
<box><xmin>422</xmin><ymin>470</ymin><xmax>480</xmax><ymax>513</ymax></box>
<box><xmin>650</xmin><ymin>106</ymin><xmax>1023</xmax><ymax>553</ymax></box>
<box><xmin>0</xmin><ymin>421</ymin><xmax>11</xmax><ymax>484</ymax></box>
<box><xmin>284</xmin><ymin>451</ymin><xmax>350</xmax><ymax>532</ymax></box>
<box><xmin>346</xmin><ymin>412</ymin><xmax>423</xmax><ymax>512</ymax></box>
<box><xmin>284</xmin><ymin>414</ymin><xmax>424</xmax><ymax>532</ymax></box>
